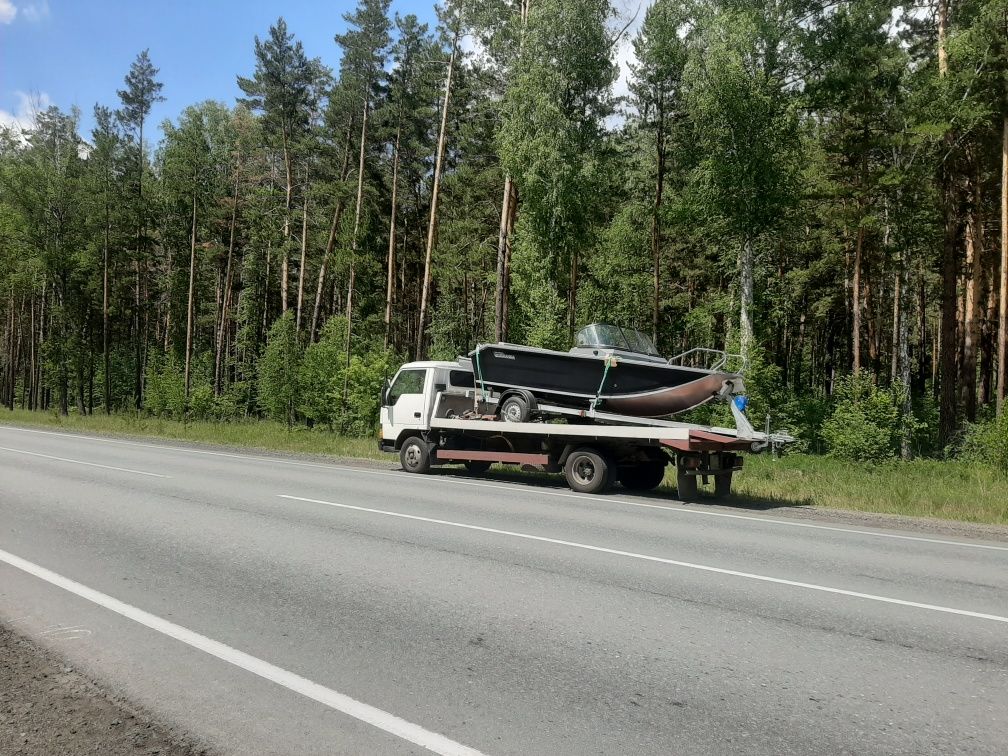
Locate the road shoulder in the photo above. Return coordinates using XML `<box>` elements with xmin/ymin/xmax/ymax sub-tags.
<box><xmin>0</xmin><ymin>622</ymin><xmax>207</xmax><ymax>756</ymax></box>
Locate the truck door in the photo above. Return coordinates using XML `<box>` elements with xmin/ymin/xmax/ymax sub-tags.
<box><xmin>382</xmin><ymin>367</ymin><xmax>429</xmax><ymax>434</ymax></box>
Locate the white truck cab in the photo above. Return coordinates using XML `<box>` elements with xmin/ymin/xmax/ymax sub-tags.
<box><xmin>380</xmin><ymin>361</ymin><xmax>476</xmax><ymax>450</ymax></box>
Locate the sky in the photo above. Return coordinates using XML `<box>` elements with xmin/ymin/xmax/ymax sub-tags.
<box><xmin>0</xmin><ymin>0</ymin><xmax>647</xmax><ymax>143</ymax></box>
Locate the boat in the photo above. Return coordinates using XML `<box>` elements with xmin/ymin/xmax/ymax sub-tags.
<box><xmin>469</xmin><ymin>323</ymin><xmax>744</xmax><ymax>418</ymax></box>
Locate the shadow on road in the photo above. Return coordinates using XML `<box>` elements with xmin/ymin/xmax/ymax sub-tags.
<box><xmin>420</xmin><ymin>465</ymin><xmax>811</xmax><ymax>512</ymax></box>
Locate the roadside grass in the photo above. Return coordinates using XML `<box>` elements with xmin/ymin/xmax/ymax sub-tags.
<box><xmin>719</xmin><ymin>454</ymin><xmax>1008</xmax><ymax>525</ymax></box>
<box><xmin>0</xmin><ymin>408</ymin><xmax>385</xmax><ymax>462</ymax></box>
<box><xmin>3</xmin><ymin>408</ymin><xmax>1007</xmax><ymax>526</ymax></box>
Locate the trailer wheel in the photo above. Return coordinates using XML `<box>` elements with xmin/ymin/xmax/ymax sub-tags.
<box><xmin>564</xmin><ymin>449</ymin><xmax>610</xmax><ymax>494</ymax></box>
<box><xmin>499</xmin><ymin>394</ymin><xmax>531</xmax><ymax>423</ymax></box>
<box><xmin>400</xmin><ymin>436</ymin><xmax>432</xmax><ymax>474</ymax></box>
<box><xmin>676</xmin><ymin>466</ymin><xmax>699</xmax><ymax>501</ymax></box>
<box><xmin>618</xmin><ymin>462</ymin><xmax>667</xmax><ymax>491</ymax></box>
<box><xmin>464</xmin><ymin>460</ymin><xmax>492</xmax><ymax>474</ymax></box>
<box><xmin>713</xmin><ymin>471</ymin><xmax>733</xmax><ymax>498</ymax></box>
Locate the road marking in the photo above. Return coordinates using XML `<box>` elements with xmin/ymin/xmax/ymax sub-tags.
<box><xmin>2</xmin><ymin>424</ymin><xmax>1006</xmax><ymax>553</ymax></box>
<box><xmin>279</xmin><ymin>494</ymin><xmax>1008</xmax><ymax>625</ymax></box>
<box><xmin>0</xmin><ymin>445</ymin><xmax>168</xmax><ymax>478</ymax></box>
<box><xmin>0</xmin><ymin>547</ymin><xmax>484</xmax><ymax>756</ymax></box>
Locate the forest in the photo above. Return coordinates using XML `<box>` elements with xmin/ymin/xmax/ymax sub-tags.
<box><xmin>1</xmin><ymin>0</ymin><xmax>1007</xmax><ymax>461</ymax></box>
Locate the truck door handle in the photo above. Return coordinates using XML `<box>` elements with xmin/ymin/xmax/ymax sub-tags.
<box><xmin>414</xmin><ymin>412</ymin><xmax>422</xmax><ymax>418</ymax></box>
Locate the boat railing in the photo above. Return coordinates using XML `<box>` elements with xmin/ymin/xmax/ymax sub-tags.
<box><xmin>667</xmin><ymin>347</ymin><xmax>747</xmax><ymax>373</ymax></box>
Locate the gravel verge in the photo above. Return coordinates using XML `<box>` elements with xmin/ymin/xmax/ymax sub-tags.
<box><xmin>0</xmin><ymin>623</ymin><xmax>208</xmax><ymax>756</ymax></box>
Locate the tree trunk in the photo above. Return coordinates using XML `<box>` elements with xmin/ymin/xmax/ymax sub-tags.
<box><xmin>344</xmin><ymin>96</ymin><xmax>370</xmax><ymax>404</ymax></box>
<box><xmin>651</xmin><ymin>98</ymin><xmax>666</xmax><ymax>346</ymax></box>
<box><xmin>961</xmin><ymin>174</ymin><xmax>985</xmax><ymax>421</ymax></box>
<box><xmin>852</xmin><ymin>224</ymin><xmax>864</xmax><ymax>373</ymax></box>
<box><xmin>998</xmin><ymin>114</ymin><xmax>1008</xmax><ymax>413</ymax></box>
<box><xmin>102</xmin><ymin>196</ymin><xmax>111</xmax><ymax>413</ymax></box>
<box><xmin>310</xmin><ymin>123</ymin><xmax>353</xmax><ymax>342</ymax></box>
<box><xmin>134</xmin><ymin>117</ymin><xmax>144</xmax><ymax>411</ymax></box>
<box><xmin>739</xmin><ymin>237</ymin><xmax>754</xmax><ymax>362</ymax></box>
<box><xmin>939</xmin><ymin>195</ymin><xmax>959</xmax><ymax>443</ymax></box>
<box><xmin>385</xmin><ymin>122</ymin><xmax>402</xmax><ymax>349</ymax></box>
<box><xmin>417</xmin><ymin>30</ymin><xmax>458</xmax><ymax>360</ymax></box>
<box><xmin>183</xmin><ymin>184</ymin><xmax>198</xmax><ymax>399</ymax></box>
<box><xmin>899</xmin><ymin>260</ymin><xmax>912</xmax><ymax>459</ymax></box>
<box><xmin>215</xmin><ymin>164</ymin><xmax>240</xmax><ymax>395</ymax></box>
<box><xmin>494</xmin><ymin>174</ymin><xmax>515</xmax><ymax>342</ymax></box>
<box><xmin>937</xmin><ymin>3</ymin><xmax>958</xmax><ymax>442</ymax></box>
<box><xmin>295</xmin><ymin>168</ymin><xmax>309</xmax><ymax>331</ymax></box>
<box><xmin>280</xmin><ymin>130</ymin><xmax>293</xmax><ymax>314</ymax></box>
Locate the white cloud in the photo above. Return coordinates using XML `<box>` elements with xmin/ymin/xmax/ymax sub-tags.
<box><xmin>0</xmin><ymin>0</ymin><xmax>17</xmax><ymax>24</ymax></box>
<box><xmin>21</xmin><ymin>0</ymin><xmax>50</xmax><ymax>23</ymax></box>
<box><xmin>0</xmin><ymin>90</ymin><xmax>52</xmax><ymax>137</ymax></box>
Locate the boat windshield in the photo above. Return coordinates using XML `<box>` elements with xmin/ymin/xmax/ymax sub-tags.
<box><xmin>575</xmin><ymin>324</ymin><xmax>660</xmax><ymax>356</ymax></box>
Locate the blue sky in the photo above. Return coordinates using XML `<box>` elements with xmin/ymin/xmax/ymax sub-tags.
<box><xmin>0</xmin><ymin>0</ymin><xmax>644</xmax><ymax>143</ymax></box>
<box><xmin>0</xmin><ymin>0</ymin><xmax>439</xmax><ymax>140</ymax></box>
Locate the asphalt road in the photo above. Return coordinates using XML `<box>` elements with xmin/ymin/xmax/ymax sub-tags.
<box><xmin>1</xmin><ymin>424</ymin><xmax>1006</xmax><ymax>755</ymax></box>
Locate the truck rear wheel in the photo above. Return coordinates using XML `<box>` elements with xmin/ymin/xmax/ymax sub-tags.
<box><xmin>564</xmin><ymin>449</ymin><xmax>610</xmax><ymax>494</ymax></box>
<box><xmin>400</xmin><ymin>436</ymin><xmax>432</xmax><ymax>474</ymax></box>
<box><xmin>618</xmin><ymin>462</ymin><xmax>667</xmax><ymax>491</ymax></box>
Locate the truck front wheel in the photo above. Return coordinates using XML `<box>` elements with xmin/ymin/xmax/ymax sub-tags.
<box><xmin>400</xmin><ymin>436</ymin><xmax>432</xmax><ymax>474</ymax></box>
<box><xmin>564</xmin><ymin>449</ymin><xmax>610</xmax><ymax>494</ymax></box>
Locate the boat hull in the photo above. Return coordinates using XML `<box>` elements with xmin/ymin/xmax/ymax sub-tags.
<box><xmin>472</xmin><ymin>344</ymin><xmax>740</xmax><ymax>417</ymax></box>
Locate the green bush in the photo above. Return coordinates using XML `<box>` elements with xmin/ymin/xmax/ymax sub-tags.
<box><xmin>958</xmin><ymin>413</ymin><xmax>1008</xmax><ymax>471</ymax></box>
<box><xmin>821</xmin><ymin>372</ymin><xmax>910</xmax><ymax>462</ymax></box>
<box><xmin>187</xmin><ymin>384</ymin><xmax>215</xmax><ymax>422</ymax></box>
<box><xmin>299</xmin><ymin>316</ymin><xmax>346</xmax><ymax>428</ymax></box>
<box><xmin>257</xmin><ymin>312</ymin><xmax>302</xmax><ymax>427</ymax></box>
<box><xmin>144</xmin><ymin>355</ymin><xmax>185</xmax><ymax>419</ymax></box>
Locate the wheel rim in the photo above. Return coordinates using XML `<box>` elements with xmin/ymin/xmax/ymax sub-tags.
<box><xmin>502</xmin><ymin>401</ymin><xmax>523</xmax><ymax>422</ymax></box>
<box><xmin>571</xmin><ymin>455</ymin><xmax>596</xmax><ymax>486</ymax></box>
<box><xmin>404</xmin><ymin>444</ymin><xmax>421</xmax><ymax>468</ymax></box>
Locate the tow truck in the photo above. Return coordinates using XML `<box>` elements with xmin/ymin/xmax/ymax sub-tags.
<box><xmin>379</xmin><ymin>360</ymin><xmax>791</xmax><ymax>499</ymax></box>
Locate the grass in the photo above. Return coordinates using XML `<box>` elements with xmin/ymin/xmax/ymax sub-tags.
<box><xmin>0</xmin><ymin>408</ymin><xmax>385</xmax><ymax>462</ymax></box>
<box><xmin>728</xmin><ymin>454</ymin><xmax>1008</xmax><ymax>526</ymax></box>
<box><xmin>3</xmin><ymin>408</ymin><xmax>1007</xmax><ymax>527</ymax></box>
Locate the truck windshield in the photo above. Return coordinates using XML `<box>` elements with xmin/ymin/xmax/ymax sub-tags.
<box><xmin>388</xmin><ymin>369</ymin><xmax>425</xmax><ymax>404</ymax></box>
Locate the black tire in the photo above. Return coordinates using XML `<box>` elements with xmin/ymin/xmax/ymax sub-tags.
<box><xmin>564</xmin><ymin>449</ymin><xmax>611</xmax><ymax>494</ymax></box>
<box><xmin>499</xmin><ymin>394</ymin><xmax>530</xmax><ymax>423</ymax></box>
<box><xmin>676</xmin><ymin>466</ymin><xmax>699</xmax><ymax>501</ymax></box>
<box><xmin>464</xmin><ymin>459</ymin><xmax>492</xmax><ymax>474</ymax></box>
<box><xmin>713</xmin><ymin>471</ymin><xmax>733</xmax><ymax>498</ymax></box>
<box><xmin>400</xmin><ymin>436</ymin><xmax>432</xmax><ymax>474</ymax></box>
<box><xmin>619</xmin><ymin>462</ymin><xmax>667</xmax><ymax>491</ymax></box>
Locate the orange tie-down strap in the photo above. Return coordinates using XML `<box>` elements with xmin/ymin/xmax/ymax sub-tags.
<box><xmin>661</xmin><ymin>430</ymin><xmax>753</xmax><ymax>452</ymax></box>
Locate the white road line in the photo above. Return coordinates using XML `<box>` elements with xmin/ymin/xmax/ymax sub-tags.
<box><xmin>0</xmin><ymin>547</ymin><xmax>484</xmax><ymax>756</ymax></box>
<box><xmin>279</xmin><ymin>494</ymin><xmax>1008</xmax><ymax>625</ymax></box>
<box><xmin>2</xmin><ymin>424</ymin><xmax>1006</xmax><ymax>553</ymax></box>
<box><xmin>0</xmin><ymin>445</ymin><xmax>168</xmax><ymax>478</ymax></box>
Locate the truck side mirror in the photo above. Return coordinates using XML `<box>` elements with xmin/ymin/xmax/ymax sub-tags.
<box><xmin>381</xmin><ymin>378</ymin><xmax>391</xmax><ymax>406</ymax></box>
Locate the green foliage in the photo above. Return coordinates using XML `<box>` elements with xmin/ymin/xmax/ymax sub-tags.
<box><xmin>821</xmin><ymin>373</ymin><xmax>911</xmax><ymax>462</ymax></box>
<box><xmin>299</xmin><ymin>315</ymin><xmax>348</xmax><ymax>428</ymax></box>
<box><xmin>187</xmin><ymin>384</ymin><xmax>215</xmax><ymax>422</ymax></box>
<box><xmin>257</xmin><ymin>312</ymin><xmax>302</xmax><ymax>427</ymax></box>
<box><xmin>958</xmin><ymin>413</ymin><xmax>1008</xmax><ymax>472</ymax></box>
<box><xmin>144</xmin><ymin>355</ymin><xmax>186</xmax><ymax>419</ymax></box>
